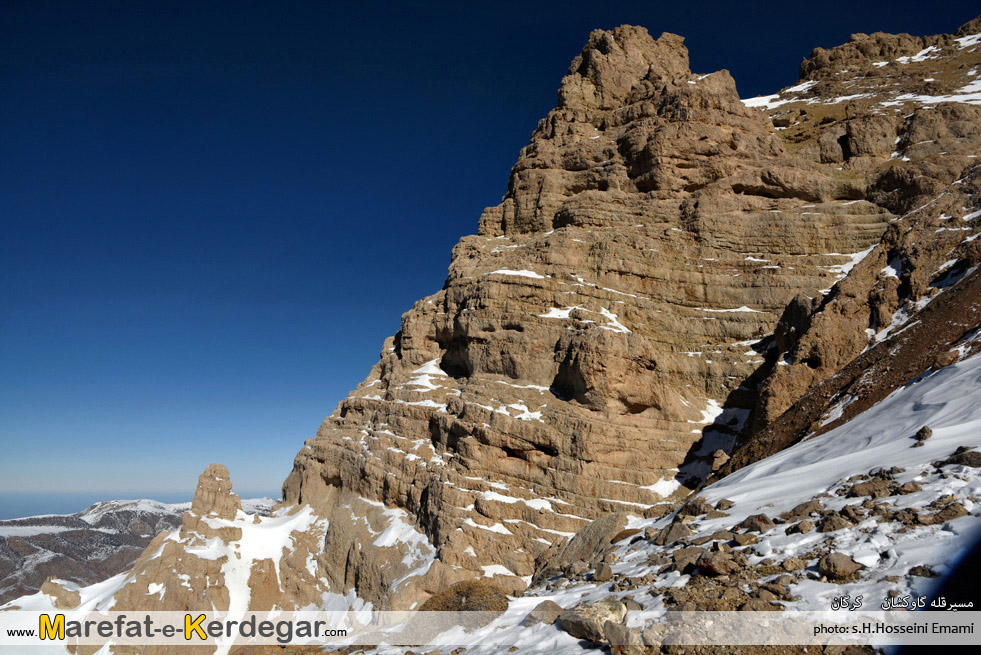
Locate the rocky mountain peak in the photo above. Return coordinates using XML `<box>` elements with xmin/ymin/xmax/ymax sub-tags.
<box><xmin>477</xmin><ymin>22</ymin><xmax>867</xmax><ymax>238</ymax></box>
<box><xmin>958</xmin><ymin>15</ymin><xmax>981</xmax><ymax>38</ymax></box>
<box><xmin>277</xmin><ymin>20</ymin><xmax>970</xmax><ymax>603</ymax></box>
<box><xmin>558</xmin><ymin>26</ymin><xmax>690</xmax><ymax>110</ymax></box>
<box><xmin>180</xmin><ymin>463</ymin><xmax>242</xmax><ymax>542</ymax></box>
<box><xmin>799</xmin><ymin>16</ymin><xmax>981</xmax><ymax>81</ymax></box>
<box><xmin>187</xmin><ymin>463</ymin><xmax>240</xmax><ymax>521</ymax></box>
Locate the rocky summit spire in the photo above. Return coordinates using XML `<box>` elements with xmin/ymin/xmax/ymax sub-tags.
<box><xmin>188</xmin><ymin>463</ymin><xmax>241</xmax><ymax>520</ymax></box>
<box><xmin>478</xmin><ymin>24</ymin><xmax>839</xmax><ymax>238</ymax></box>
<box><xmin>558</xmin><ymin>26</ymin><xmax>691</xmax><ymax>110</ymax></box>
<box><xmin>180</xmin><ymin>463</ymin><xmax>243</xmax><ymax>541</ymax></box>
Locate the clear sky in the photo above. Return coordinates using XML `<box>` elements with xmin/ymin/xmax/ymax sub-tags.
<box><xmin>1</xmin><ymin>1</ymin><xmax>977</xmax><ymax>517</ymax></box>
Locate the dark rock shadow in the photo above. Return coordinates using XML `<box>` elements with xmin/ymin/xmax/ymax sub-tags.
<box><xmin>675</xmin><ymin>335</ymin><xmax>777</xmax><ymax>489</ymax></box>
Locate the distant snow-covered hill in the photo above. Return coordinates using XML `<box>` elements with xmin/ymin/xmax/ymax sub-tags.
<box><xmin>0</xmin><ymin>496</ymin><xmax>277</xmax><ymax>604</ymax></box>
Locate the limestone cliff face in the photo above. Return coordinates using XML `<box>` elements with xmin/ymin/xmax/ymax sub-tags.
<box><xmin>723</xmin><ymin>167</ymin><xmax>981</xmax><ymax>477</ymax></box>
<box><xmin>734</xmin><ymin>20</ymin><xmax>981</xmax><ymax>436</ymax></box>
<box><xmin>280</xmin><ymin>23</ymin><xmax>981</xmax><ymax>603</ymax></box>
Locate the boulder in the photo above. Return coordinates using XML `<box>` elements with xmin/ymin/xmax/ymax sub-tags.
<box><xmin>696</xmin><ymin>551</ymin><xmax>736</xmax><ymax>576</ymax></box>
<box><xmin>818</xmin><ymin>553</ymin><xmax>864</xmax><ymax>581</ymax></box>
<box><xmin>782</xmin><ymin>500</ymin><xmax>822</xmax><ymax>520</ymax></box>
<box><xmin>653</xmin><ymin>521</ymin><xmax>693</xmax><ymax>546</ymax></box>
<box><xmin>914</xmin><ymin>426</ymin><xmax>933</xmax><ymax>441</ymax></box>
<box><xmin>558</xmin><ymin>598</ymin><xmax>627</xmax><ymax>642</ymax></box>
<box><xmin>522</xmin><ymin>600</ymin><xmax>563</xmax><ymax>626</ymax></box>
<box><xmin>942</xmin><ymin>449</ymin><xmax>981</xmax><ymax>468</ymax></box>
<box><xmin>603</xmin><ymin>620</ymin><xmax>644</xmax><ymax>653</ymax></box>
<box><xmin>534</xmin><ymin>513</ymin><xmax>630</xmax><ymax>584</ymax></box>
<box><xmin>593</xmin><ymin>562</ymin><xmax>613</xmax><ymax>582</ymax></box>
<box><xmin>737</xmin><ymin>514</ymin><xmax>776</xmax><ymax>533</ymax></box>
<box><xmin>731</xmin><ymin>533</ymin><xmax>758</xmax><ymax>546</ymax></box>
<box><xmin>786</xmin><ymin>520</ymin><xmax>814</xmax><ymax>535</ymax></box>
<box><xmin>817</xmin><ymin>515</ymin><xmax>854</xmax><ymax>532</ymax></box>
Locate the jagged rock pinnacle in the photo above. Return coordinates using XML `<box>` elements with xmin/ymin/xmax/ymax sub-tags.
<box><xmin>188</xmin><ymin>463</ymin><xmax>241</xmax><ymax>521</ymax></box>
<box><xmin>558</xmin><ymin>26</ymin><xmax>690</xmax><ymax>110</ymax></box>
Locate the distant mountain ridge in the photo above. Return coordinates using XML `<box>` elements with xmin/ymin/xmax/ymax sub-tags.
<box><xmin>0</xmin><ymin>497</ymin><xmax>276</xmax><ymax>604</ymax></box>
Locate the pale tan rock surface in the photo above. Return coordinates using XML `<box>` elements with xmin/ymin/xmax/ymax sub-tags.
<box><xmin>39</xmin><ymin>578</ymin><xmax>80</xmax><ymax>609</ymax></box>
<box><xmin>557</xmin><ymin>597</ymin><xmax>627</xmax><ymax>642</ymax></box>
<box><xmin>92</xmin><ymin>463</ymin><xmax>439</xmax><ymax>650</ymax></box>
<box><xmin>282</xmin><ymin>24</ymin><xmax>919</xmax><ymax>601</ymax></box>
<box><xmin>107</xmin><ymin>465</ymin><xmax>326</xmax><ymax>619</ymax></box>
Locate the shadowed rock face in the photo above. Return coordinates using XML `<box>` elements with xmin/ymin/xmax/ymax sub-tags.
<box><xmin>741</xmin><ymin>168</ymin><xmax>981</xmax><ymax>446</ymax></box>
<box><xmin>732</xmin><ymin>18</ymin><xmax>981</xmax><ymax>439</ymax></box>
<box><xmin>280</xmin><ymin>21</ymin><xmax>981</xmax><ymax>601</ymax></box>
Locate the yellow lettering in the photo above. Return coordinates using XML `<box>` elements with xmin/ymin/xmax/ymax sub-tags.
<box><xmin>184</xmin><ymin>614</ymin><xmax>206</xmax><ymax>641</ymax></box>
<box><xmin>39</xmin><ymin>614</ymin><xmax>65</xmax><ymax>640</ymax></box>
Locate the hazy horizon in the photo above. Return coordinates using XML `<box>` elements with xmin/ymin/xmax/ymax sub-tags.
<box><xmin>0</xmin><ymin>490</ymin><xmax>282</xmax><ymax>521</ymax></box>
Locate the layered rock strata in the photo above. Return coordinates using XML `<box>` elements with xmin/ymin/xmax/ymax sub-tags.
<box><xmin>281</xmin><ymin>23</ymin><xmax>981</xmax><ymax>600</ymax></box>
<box><xmin>738</xmin><ymin>19</ymin><xmax>981</xmax><ymax>438</ymax></box>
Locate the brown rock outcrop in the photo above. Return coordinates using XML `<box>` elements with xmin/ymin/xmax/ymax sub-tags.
<box><xmin>180</xmin><ymin>464</ymin><xmax>242</xmax><ymax>541</ymax></box>
<box><xmin>39</xmin><ymin>578</ymin><xmax>80</xmax><ymax>609</ymax></box>
<box><xmin>724</xmin><ymin>169</ymin><xmax>981</xmax><ymax>473</ymax></box>
<box><xmin>98</xmin><ymin>464</ymin><xmax>336</xmax><ymax>652</ymax></box>
<box><xmin>712</xmin><ymin>17</ymin><xmax>981</xmax><ymax>468</ymax></box>
<box><xmin>283</xmin><ymin>23</ymin><xmax>905</xmax><ymax>603</ymax></box>
<box><xmin>558</xmin><ymin>597</ymin><xmax>627</xmax><ymax>642</ymax></box>
<box><xmin>522</xmin><ymin>599</ymin><xmax>563</xmax><ymax>626</ymax></box>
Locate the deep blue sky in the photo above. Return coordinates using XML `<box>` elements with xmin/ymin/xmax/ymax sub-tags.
<box><xmin>1</xmin><ymin>1</ymin><xmax>977</xmax><ymax>517</ymax></box>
